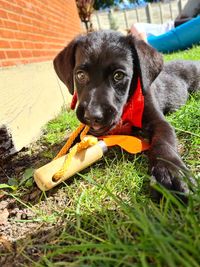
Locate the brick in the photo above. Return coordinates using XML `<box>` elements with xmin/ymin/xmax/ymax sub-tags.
<box><xmin>0</xmin><ymin>18</ymin><xmax>4</xmax><ymax>26</ymax></box>
<box><xmin>44</xmin><ymin>36</ymin><xmax>65</xmax><ymax>43</ymax></box>
<box><xmin>7</xmin><ymin>12</ymin><xmax>21</xmax><ymax>21</ymax></box>
<box><xmin>20</xmin><ymin>16</ymin><xmax>32</xmax><ymax>25</ymax></box>
<box><xmin>0</xmin><ymin>60</ymin><xmax>14</xmax><ymax>67</ymax></box>
<box><xmin>3</xmin><ymin>20</ymin><xmax>18</xmax><ymax>29</ymax></box>
<box><xmin>0</xmin><ymin>51</ymin><xmax>6</xmax><ymax>59</ymax></box>
<box><xmin>10</xmin><ymin>41</ymin><xmax>24</xmax><ymax>48</ymax></box>
<box><xmin>0</xmin><ymin>9</ymin><xmax>8</xmax><ymax>19</ymax></box>
<box><xmin>28</xmin><ymin>34</ymin><xmax>44</xmax><ymax>41</ymax></box>
<box><xmin>20</xmin><ymin>59</ymin><xmax>29</xmax><ymax>64</ymax></box>
<box><xmin>34</xmin><ymin>42</ymin><xmax>45</xmax><ymax>49</ymax></box>
<box><xmin>1</xmin><ymin>59</ymin><xmax>29</xmax><ymax>66</ymax></box>
<box><xmin>17</xmin><ymin>23</ymin><xmax>33</xmax><ymax>32</ymax></box>
<box><xmin>20</xmin><ymin>50</ymin><xmax>33</xmax><ymax>57</ymax></box>
<box><xmin>6</xmin><ymin>50</ymin><xmax>21</xmax><ymax>59</ymax></box>
<box><xmin>32</xmin><ymin>50</ymin><xmax>45</xmax><ymax>57</ymax></box>
<box><xmin>15</xmin><ymin>31</ymin><xmax>30</xmax><ymax>40</ymax></box>
<box><xmin>32</xmin><ymin>20</ymin><xmax>46</xmax><ymax>29</ymax></box>
<box><xmin>0</xmin><ymin>40</ymin><xmax>10</xmax><ymax>48</ymax></box>
<box><xmin>23</xmin><ymin>41</ymin><xmax>35</xmax><ymax>49</ymax></box>
<box><xmin>1</xmin><ymin>29</ymin><xmax>15</xmax><ymax>38</ymax></box>
<box><xmin>3</xmin><ymin>1</ymin><xmax>24</xmax><ymax>13</ymax></box>
<box><xmin>14</xmin><ymin>0</ymin><xmax>27</xmax><ymax>8</ymax></box>
<box><xmin>22</xmin><ymin>9</ymin><xmax>43</xmax><ymax>21</ymax></box>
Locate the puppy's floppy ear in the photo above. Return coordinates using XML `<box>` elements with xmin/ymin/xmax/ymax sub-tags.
<box><xmin>53</xmin><ymin>38</ymin><xmax>79</xmax><ymax>95</ymax></box>
<box><xmin>127</xmin><ymin>35</ymin><xmax>163</xmax><ymax>93</ymax></box>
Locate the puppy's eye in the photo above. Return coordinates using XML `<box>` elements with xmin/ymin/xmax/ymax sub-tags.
<box><xmin>76</xmin><ymin>70</ymin><xmax>89</xmax><ymax>83</ymax></box>
<box><xmin>113</xmin><ymin>71</ymin><xmax>124</xmax><ymax>82</ymax></box>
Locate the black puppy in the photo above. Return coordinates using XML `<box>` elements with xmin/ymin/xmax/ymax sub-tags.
<box><xmin>54</xmin><ymin>30</ymin><xmax>200</xmax><ymax>199</ymax></box>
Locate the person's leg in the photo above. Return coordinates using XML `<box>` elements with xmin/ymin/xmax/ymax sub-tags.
<box><xmin>130</xmin><ymin>21</ymin><xmax>175</xmax><ymax>42</ymax></box>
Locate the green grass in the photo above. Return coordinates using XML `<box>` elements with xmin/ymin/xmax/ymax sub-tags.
<box><xmin>41</xmin><ymin>109</ymin><xmax>79</xmax><ymax>145</ymax></box>
<box><xmin>164</xmin><ymin>45</ymin><xmax>200</xmax><ymax>61</ymax></box>
<box><xmin>167</xmin><ymin>92</ymin><xmax>200</xmax><ymax>172</ymax></box>
<box><xmin>1</xmin><ymin>46</ymin><xmax>200</xmax><ymax>266</ymax></box>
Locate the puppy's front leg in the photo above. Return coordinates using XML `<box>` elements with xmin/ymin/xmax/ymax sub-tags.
<box><xmin>143</xmin><ymin>98</ymin><xmax>189</xmax><ymax>200</ymax></box>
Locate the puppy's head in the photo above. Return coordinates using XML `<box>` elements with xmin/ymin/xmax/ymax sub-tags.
<box><xmin>54</xmin><ymin>31</ymin><xmax>163</xmax><ymax>136</ymax></box>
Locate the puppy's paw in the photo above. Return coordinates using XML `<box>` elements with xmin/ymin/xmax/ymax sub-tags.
<box><xmin>150</xmin><ymin>160</ymin><xmax>190</xmax><ymax>203</ymax></box>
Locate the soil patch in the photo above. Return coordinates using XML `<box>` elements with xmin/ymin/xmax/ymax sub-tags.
<box><xmin>0</xmin><ymin>139</ymin><xmax>74</xmax><ymax>266</ymax></box>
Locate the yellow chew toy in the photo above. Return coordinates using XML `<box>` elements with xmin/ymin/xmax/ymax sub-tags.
<box><xmin>34</xmin><ymin>124</ymin><xmax>149</xmax><ymax>191</ymax></box>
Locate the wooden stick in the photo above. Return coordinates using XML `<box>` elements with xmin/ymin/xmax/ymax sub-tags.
<box><xmin>34</xmin><ymin>141</ymin><xmax>107</xmax><ymax>191</ymax></box>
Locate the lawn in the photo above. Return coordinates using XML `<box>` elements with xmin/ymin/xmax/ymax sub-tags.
<box><xmin>0</xmin><ymin>46</ymin><xmax>200</xmax><ymax>267</ymax></box>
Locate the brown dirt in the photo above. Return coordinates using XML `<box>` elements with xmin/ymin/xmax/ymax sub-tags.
<box><xmin>0</xmin><ymin>140</ymin><xmax>74</xmax><ymax>266</ymax></box>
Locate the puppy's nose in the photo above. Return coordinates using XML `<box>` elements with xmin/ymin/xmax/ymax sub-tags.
<box><xmin>84</xmin><ymin>109</ymin><xmax>104</xmax><ymax>125</ymax></box>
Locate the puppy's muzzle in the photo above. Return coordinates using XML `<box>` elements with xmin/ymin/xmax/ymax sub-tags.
<box><xmin>80</xmin><ymin>103</ymin><xmax>118</xmax><ymax>135</ymax></box>
<box><xmin>83</xmin><ymin>104</ymin><xmax>106</xmax><ymax>130</ymax></box>
<box><xmin>84</xmin><ymin>108</ymin><xmax>104</xmax><ymax>127</ymax></box>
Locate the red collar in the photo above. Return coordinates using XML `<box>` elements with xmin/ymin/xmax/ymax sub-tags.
<box><xmin>70</xmin><ymin>92</ymin><xmax>78</xmax><ymax>110</ymax></box>
<box><xmin>121</xmin><ymin>78</ymin><xmax>144</xmax><ymax>129</ymax></box>
<box><xmin>70</xmin><ymin>78</ymin><xmax>144</xmax><ymax>132</ymax></box>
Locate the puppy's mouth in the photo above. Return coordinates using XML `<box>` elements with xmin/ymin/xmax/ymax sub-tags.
<box><xmin>88</xmin><ymin>123</ymin><xmax>116</xmax><ymax>136</ymax></box>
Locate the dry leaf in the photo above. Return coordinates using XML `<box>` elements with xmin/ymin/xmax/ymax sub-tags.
<box><xmin>0</xmin><ymin>235</ymin><xmax>13</xmax><ymax>252</ymax></box>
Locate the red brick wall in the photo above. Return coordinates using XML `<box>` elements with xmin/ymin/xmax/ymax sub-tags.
<box><xmin>0</xmin><ymin>0</ymin><xmax>82</xmax><ymax>67</ymax></box>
